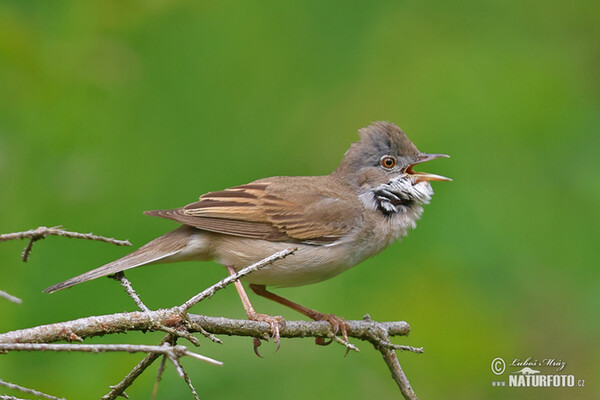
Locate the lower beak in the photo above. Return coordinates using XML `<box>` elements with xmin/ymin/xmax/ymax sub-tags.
<box><xmin>407</xmin><ymin>153</ymin><xmax>452</xmax><ymax>182</ymax></box>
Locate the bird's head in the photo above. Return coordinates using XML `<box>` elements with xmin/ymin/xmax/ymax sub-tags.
<box><xmin>334</xmin><ymin>121</ymin><xmax>451</xmax><ymax>214</ymax></box>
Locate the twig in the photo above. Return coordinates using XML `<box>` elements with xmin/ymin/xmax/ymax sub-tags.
<box><xmin>152</xmin><ymin>355</ymin><xmax>168</xmax><ymax>400</ymax></box>
<box><xmin>0</xmin><ymin>343</ymin><xmax>222</xmax><ymax>366</ymax></box>
<box><xmin>160</xmin><ymin>326</ymin><xmax>201</xmax><ymax>346</ymax></box>
<box><xmin>103</xmin><ymin>351</ymin><xmax>162</xmax><ymax>400</ymax></box>
<box><xmin>377</xmin><ymin>347</ymin><xmax>418</xmax><ymax>400</ymax></box>
<box><xmin>360</xmin><ymin>314</ymin><xmax>419</xmax><ymax>400</ymax></box>
<box><xmin>21</xmin><ymin>239</ymin><xmax>35</xmax><ymax>263</ymax></box>
<box><xmin>0</xmin><ymin>226</ymin><xmax>131</xmax><ymax>262</ymax></box>
<box><xmin>180</xmin><ymin>247</ymin><xmax>298</xmax><ymax>312</ymax></box>
<box><xmin>193</xmin><ymin>324</ymin><xmax>222</xmax><ymax>344</ymax></box>
<box><xmin>333</xmin><ymin>336</ymin><xmax>360</xmax><ymax>353</ymax></box>
<box><xmin>110</xmin><ymin>272</ymin><xmax>150</xmax><ymax>312</ymax></box>
<box><xmin>0</xmin><ymin>379</ymin><xmax>64</xmax><ymax>400</ymax></box>
<box><xmin>167</xmin><ymin>354</ymin><xmax>200</xmax><ymax>400</ymax></box>
<box><xmin>383</xmin><ymin>343</ymin><xmax>424</xmax><ymax>353</ymax></box>
<box><xmin>0</xmin><ymin>290</ymin><xmax>22</xmax><ymax>304</ymax></box>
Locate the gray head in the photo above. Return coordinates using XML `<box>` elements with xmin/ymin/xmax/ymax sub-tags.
<box><xmin>333</xmin><ymin>121</ymin><xmax>450</xmax><ymax>214</ymax></box>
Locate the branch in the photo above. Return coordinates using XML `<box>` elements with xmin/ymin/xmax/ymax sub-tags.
<box><xmin>1</xmin><ymin>228</ymin><xmax>421</xmax><ymax>399</ymax></box>
<box><xmin>0</xmin><ymin>312</ymin><xmax>417</xmax><ymax>398</ymax></box>
<box><xmin>0</xmin><ymin>310</ymin><xmax>410</xmax><ymax>346</ymax></box>
<box><xmin>0</xmin><ymin>312</ymin><xmax>416</xmax><ymax>399</ymax></box>
<box><xmin>0</xmin><ymin>226</ymin><xmax>131</xmax><ymax>262</ymax></box>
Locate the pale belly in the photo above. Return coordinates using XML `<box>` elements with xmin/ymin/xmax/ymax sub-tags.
<box><xmin>180</xmin><ymin>213</ymin><xmax>412</xmax><ymax>287</ymax></box>
<box><xmin>212</xmin><ymin>235</ymin><xmax>359</xmax><ymax>287</ymax></box>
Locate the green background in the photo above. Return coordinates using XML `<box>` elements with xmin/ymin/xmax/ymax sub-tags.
<box><xmin>1</xmin><ymin>1</ymin><xmax>598</xmax><ymax>399</ymax></box>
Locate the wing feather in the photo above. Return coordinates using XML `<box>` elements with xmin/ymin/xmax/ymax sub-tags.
<box><xmin>145</xmin><ymin>178</ymin><xmax>361</xmax><ymax>244</ymax></box>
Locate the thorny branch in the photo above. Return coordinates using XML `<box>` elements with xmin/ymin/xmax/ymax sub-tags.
<box><xmin>1</xmin><ymin>227</ymin><xmax>422</xmax><ymax>400</ymax></box>
<box><xmin>0</xmin><ymin>311</ymin><xmax>412</xmax><ymax>346</ymax></box>
<box><xmin>0</xmin><ymin>310</ymin><xmax>419</xmax><ymax>398</ymax></box>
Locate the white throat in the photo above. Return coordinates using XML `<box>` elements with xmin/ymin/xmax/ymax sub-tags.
<box><xmin>359</xmin><ymin>175</ymin><xmax>434</xmax><ymax>236</ymax></box>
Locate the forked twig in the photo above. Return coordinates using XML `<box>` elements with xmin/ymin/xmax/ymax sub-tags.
<box><xmin>0</xmin><ymin>226</ymin><xmax>131</xmax><ymax>262</ymax></box>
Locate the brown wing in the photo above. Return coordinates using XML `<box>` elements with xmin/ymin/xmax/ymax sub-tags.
<box><xmin>144</xmin><ymin>178</ymin><xmax>361</xmax><ymax>245</ymax></box>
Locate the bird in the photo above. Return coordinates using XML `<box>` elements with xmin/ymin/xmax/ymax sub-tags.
<box><xmin>44</xmin><ymin>121</ymin><xmax>450</xmax><ymax>352</ymax></box>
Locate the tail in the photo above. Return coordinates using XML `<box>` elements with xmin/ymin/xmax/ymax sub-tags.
<box><xmin>44</xmin><ymin>225</ymin><xmax>196</xmax><ymax>293</ymax></box>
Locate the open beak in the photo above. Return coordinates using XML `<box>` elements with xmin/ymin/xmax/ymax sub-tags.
<box><xmin>405</xmin><ymin>153</ymin><xmax>452</xmax><ymax>182</ymax></box>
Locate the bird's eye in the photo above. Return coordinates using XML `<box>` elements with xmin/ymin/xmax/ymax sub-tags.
<box><xmin>380</xmin><ymin>156</ymin><xmax>397</xmax><ymax>169</ymax></box>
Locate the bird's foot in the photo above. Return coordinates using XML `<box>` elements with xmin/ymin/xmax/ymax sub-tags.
<box><xmin>247</xmin><ymin>312</ymin><xmax>286</xmax><ymax>357</ymax></box>
<box><xmin>313</xmin><ymin>313</ymin><xmax>350</xmax><ymax>347</ymax></box>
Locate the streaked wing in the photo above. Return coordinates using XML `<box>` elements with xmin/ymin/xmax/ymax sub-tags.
<box><xmin>144</xmin><ymin>179</ymin><xmax>360</xmax><ymax>244</ymax></box>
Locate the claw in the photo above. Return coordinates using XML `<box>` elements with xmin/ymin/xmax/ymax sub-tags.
<box><xmin>278</xmin><ymin>318</ymin><xmax>287</xmax><ymax>331</ymax></box>
<box><xmin>331</xmin><ymin>321</ymin><xmax>340</xmax><ymax>336</ymax></box>
<box><xmin>253</xmin><ymin>337</ymin><xmax>263</xmax><ymax>358</ymax></box>
<box><xmin>270</xmin><ymin>320</ymin><xmax>281</xmax><ymax>352</ymax></box>
<box><xmin>313</xmin><ymin>313</ymin><xmax>350</xmax><ymax>350</ymax></box>
<box><xmin>247</xmin><ymin>313</ymin><xmax>285</xmax><ymax>356</ymax></box>
<box><xmin>274</xmin><ymin>337</ymin><xmax>281</xmax><ymax>352</ymax></box>
<box><xmin>315</xmin><ymin>337</ymin><xmax>333</xmax><ymax>346</ymax></box>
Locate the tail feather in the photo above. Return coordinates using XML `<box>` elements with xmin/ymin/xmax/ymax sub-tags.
<box><xmin>44</xmin><ymin>225</ymin><xmax>195</xmax><ymax>293</ymax></box>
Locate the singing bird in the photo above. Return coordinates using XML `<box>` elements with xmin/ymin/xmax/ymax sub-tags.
<box><xmin>45</xmin><ymin>121</ymin><xmax>450</xmax><ymax>349</ymax></box>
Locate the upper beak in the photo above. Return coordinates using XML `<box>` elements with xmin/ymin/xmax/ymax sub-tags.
<box><xmin>406</xmin><ymin>153</ymin><xmax>452</xmax><ymax>182</ymax></box>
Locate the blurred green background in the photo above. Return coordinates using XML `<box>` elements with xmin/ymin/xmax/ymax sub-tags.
<box><xmin>1</xmin><ymin>1</ymin><xmax>598</xmax><ymax>399</ymax></box>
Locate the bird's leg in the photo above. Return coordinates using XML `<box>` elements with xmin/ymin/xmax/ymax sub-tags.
<box><xmin>226</xmin><ymin>266</ymin><xmax>285</xmax><ymax>356</ymax></box>
<box><xmin>250</xmin><ymin>284</ymin><xmax>350</xmax><ymax>346</ymax></box>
